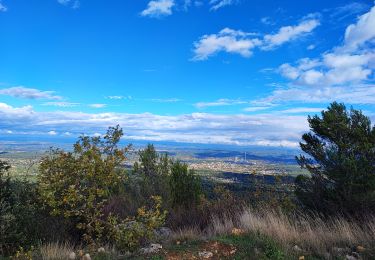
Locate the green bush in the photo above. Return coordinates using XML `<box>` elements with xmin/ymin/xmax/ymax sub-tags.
<box><xmin>106</xmin><ymin>196</ymin><xmax>166</xmax><ymax>252</ymax></box>
<box><xmin>38</xmin><ymin>125</ymin><xmax>131</xmax><ymax>245</ymax></box>
<box><xmin>169</xmin><ymin>161</ymin><xmax>202</xmax><ymax>208</ymax></box>
<box><xmin>129</xmin><ymin>144</ymin><xmax>171</xmax><ymax>212</ymax></box>
<box><xmin>0</xmin><ymin>161</ymin><xmax>46</xmax><ymax>256</ymax></box>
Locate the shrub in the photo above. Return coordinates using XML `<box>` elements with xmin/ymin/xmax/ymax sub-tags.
<box><xmin>0</xmin><ymin>161</ymin><xmax>44</xmax><ymax>256</ymax></box>
<box><xmin>38</xmin><ymin>125</ymin><xmax>130</xmax><ymax>245</ymax></box>
<box><xmin>169</xmin><ymin>161</ymin><xmax>202</xmax><ymax>209</ymax></box>
<box><xmin>295</xmin><ymin>102</ymin><xmax>375</xmax><ymax>214</ymax></box>
<box><xmin>106</xmin><ymin>196</ymin><xmax>167</xmax><ymax>252</ymax></box>
<box><xmin>128</xmin><ymin>144</ymin><xmax>171</xmax><ymax>213</ymax></box>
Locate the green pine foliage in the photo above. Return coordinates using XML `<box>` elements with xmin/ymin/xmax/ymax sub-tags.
<box><xmin>296</xmin><ymin>102</ymin><xmax>375</xmax><ymax>214</ymax></box>
<box><xmin>169</xmin><ymin>161</ymin><xmax>203</xmax><ymax>208</ymax></box>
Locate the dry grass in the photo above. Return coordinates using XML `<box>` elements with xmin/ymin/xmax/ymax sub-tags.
<box><xmin>206</xmin><ymin>207</ymin><xmax>375</xmax><ymax>256</ymax></box>
<box><xmin>39</xmin><ymin>242</ymin><xmax>75</xmax><ymax>260</ymax></box>
<box><xmin>171</xmin><ymin>226</ymin><xmax>207</xmax><ymax>242</ymax></box>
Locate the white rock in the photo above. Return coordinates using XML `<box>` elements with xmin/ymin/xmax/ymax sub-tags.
<box><xmin>198</xmin><ymin>251</ymin><xmax>213</xmax><ymax>259</ymax></box>
<box><xmin>293</xmin><ymin>245</ymin><xmax>302</xmax><ymax>252</ymax></box>
<box><xmin>97</xmin><ymin>247</ymin><xmax>105</xmax><ymax>253</ymax></box>
<box><xmin>82</xmin><ymin>253</ymin><xmax>91</xmax><ymax>260</ymax></box>
<box><xmin>68</xmin><ymin>252</ymin><xmax>76</xmax><ymax>260</ymax></box>
<box><xmin>345</xmin><ymin>255</ymin><xmax>357</xmax><ymax>260</ymax></box>
<box><xmin>140</xmin><ymin>243</ymin><xmax>163</xmax><ymax>254</ymax></box>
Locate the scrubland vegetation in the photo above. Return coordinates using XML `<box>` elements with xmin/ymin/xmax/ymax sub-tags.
<box><xmin>1</xmin><ymin>102</ymin><xmax>375</xmax><ymax>259</ymax></box>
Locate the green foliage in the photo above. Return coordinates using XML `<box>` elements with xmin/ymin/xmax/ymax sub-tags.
<box><xmin>0</xmin><ymin>161</ymin><xmax>44</xmax><ymax>256</ymax></box>
<box><xmin>106</xmin><ymin>196</ymin><xmax>167</xmax><ymax>252</ymax></box>
<box><xmin>38</xmin><ymin>125</ymin><xmax>130</xmax><ymax>244</ymax></box>
<box><xmin>216</xmin><ymin>234</ymin><xmax>286</xmax><ymax>260</ymax></box>
<box><xmin>169</xmin><ymin>161</ymin><xmax>202</xmax><ymax>208</ymax></box>
<box><xmin>133</xmin><ymin>144</ymin><xmax>171</xmax><ymax>177</ymax></box>
<box><xmin>0</xmin><ymin>160</ymin><xmax>13</xmax><ymax>255</ymax></box>
<box><xmin>131</xmin><ymin>144</ymin><xmax>171</xmax><ymax>208</ymax></box>
<box><xmin>296</xmin><ymin>102</ymin><xmax>375</xmax><ymax>214</ymax></box>
<box><xmin>11</xmin><ymin>246</ymin><xmax>34</xmax><ymax>260</ymax></box>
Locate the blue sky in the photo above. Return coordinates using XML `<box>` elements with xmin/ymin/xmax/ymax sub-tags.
<box><xmin>0</xmin><ymin>0</ymin><xmax>374</xmax><ymax>147</ymax></box>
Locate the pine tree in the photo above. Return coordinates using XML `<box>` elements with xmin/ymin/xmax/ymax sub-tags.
<box><xmin>295</xmin><ymin>102</ymin><xmax>375</xmax><ymax>214</ymax></box>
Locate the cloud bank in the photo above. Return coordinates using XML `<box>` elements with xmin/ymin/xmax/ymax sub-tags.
<box><xmin>0</xmin><ymin>102</ymin><xmax>308</xmax><ymax>148</ymax></box>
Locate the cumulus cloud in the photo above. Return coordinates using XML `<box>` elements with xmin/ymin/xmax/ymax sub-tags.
<box><xmin>278</xmin><ymin>49</ymin><xmax>374</xmax><ymax>87</ymax></box>
<box><xmin>343</xmin><ymin>5</ymin><xmax>375</xmax><ymax>51</ymax></box>
<box><xmin>192</xmin><ymin>17</ymin><xmax>319</xmax><ymax>60</ymax></box>
<box><xmin>141</xmin><ymin>0</ymin><xmax>174</xmax><ymax>18</ymax></box>
<box><xmin>258</xmin><ymin>4</ymin><xmax>375</xmax><ymax>105</ymax></box>
<box><xmin>0</xmin><ymin>103</ymin><xmax>308</xmax><ymax>148</ymax></box>
<box><xmin>0</xmin><ymin>87</ymin><xmax>62</xmax><ymax>100</ymax></box>
<box><xmin>48</xmin><ymin>130</ymin><xmax>58</xmax><ymax>136</ymax></box>
<box><xmin>192</xmin><ymin>28</ymin><xmax>261</xmax><ymax>60</ymax></box>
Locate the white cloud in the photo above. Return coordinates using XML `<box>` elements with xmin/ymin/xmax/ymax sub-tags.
<box><xmin>48</xmin><ymin>130</ymin><xmax>58</xmax><ymax>136</ymax></box>
<box><xmin>57</xmin><ymin>0</ymin><xmax>80</xmax><ymax>9</ymax></box>
<box><xmin>329</xmin><ymin>2</ymin><xmax>369</xmax><ymax>21</ymax></box>
<box><xmin>262</xmin><ymin>18</ymin><xmax>320</xmax><ymax>50</ymax></box>
<box><xmin>0</xmin><ymin>103</ymin><xmax>309</xmax><ymax>148</ymax></box>
<box><xmin>210</xmin><ymin>0</ymin><xmax>235</xmax><ymax>11</ymax></box>
<box><xmin>43</xmin><ymin>102</ymin><xmax>80</xmax><ymax>107</ymax></box>
<box><xmin>0</xmin><ymin>86</ymin><xmax>62</xmax><ymax>100</ymax></box>
<box><xmin>243</xmin><ymin>106</ymin><xmax>271</xmax><ymax>112</ymax></box>
<box><xmin>0</xmin><ymin>1</ymin><xmax>7</xmax><ymax>12</ymax></box>
<box><xmin>106</xmin><ymin>95</ymin><xmax>133</xmax><ymax>100</ymax></box>
<box><xmin>257</xmin><ymin>85</ymin><xmax>375</xmax><ymax>105</ymax></box>
<box><xmin>192</xmin><ymin>17</ymin><xmax>320</xmax><ymax>60</ymax></box>
<box><xmin>57</xmin><ymin>0</ymin><xmax>70</xmax><ymax>4</ymax></box>
<box><xmin>192</xmin><ymin>28</ymin><xmax>261</xmax><ymax>60</ymax></box>
<box><xmin>307</xmin><ymin>44</ymin><xmax>315</xmax><ymax>50</ymax></box>
<box><xmin>298</xmin><ymin>69</ymin><xmax>324</xmax><ymax>85</ymax></box>
<box><xmin>89</xmin><ymin>103</ymin><xmax>107</xmax><ymax>108</ymax></box>
<box><xmin>151</xmin><ymin>98</ymin><xmax>181</xmax><ymax>103</ymax></box>
<box><xmin>141</xmin><ymin>0</ymin><xmax>174</xmax><ymax>18</ymax></box>
<box><xmin>279</xmin><ymin>63</ymin><xmax>300</xmax><ymax>80</ymax></box>
<box><xmin>106</xmin><ymin>96</ymin><xmax>125</xmax><ymax>100</ymax></box>
<box><xmin>343</xmin><ymin>5</ymin><xmax>375</xmax><ymax>51</ymax></box>
<box><xmin>279</xmin><ymin>107</ymin><xmax>324</xmax><ymax>114</ymax></box>
<box><xmin>278</xmin><ymin>52</ymin><xmax>374</xmax><ymax>87</ymax></box>
<box><xmin>195</xmin><ymin>98</ymin><xmax>246</xmax><ymax>108</ymax></box>
<box><xmin>261</xmin><ymin>17</ymin><xmax>273</xmax><ymax>25</ymax></box>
